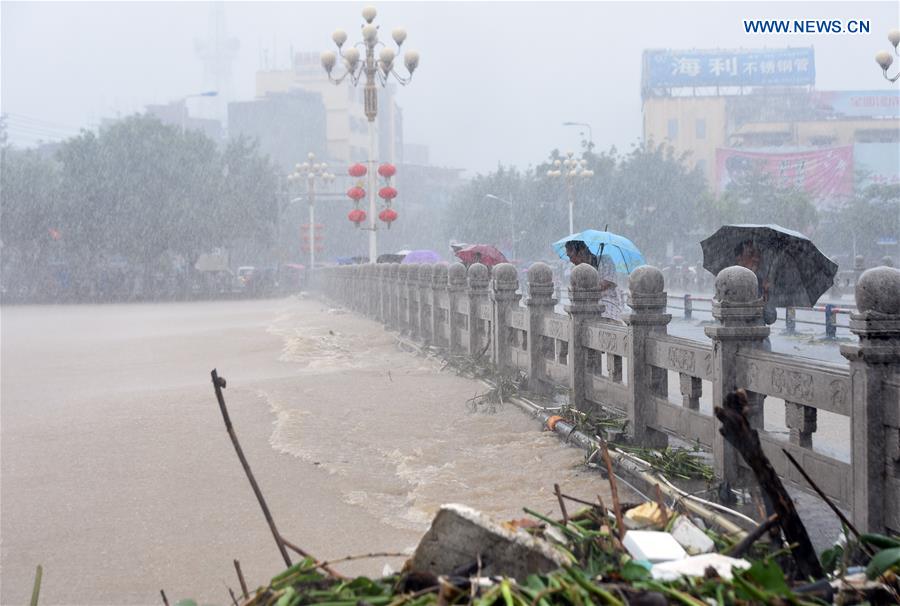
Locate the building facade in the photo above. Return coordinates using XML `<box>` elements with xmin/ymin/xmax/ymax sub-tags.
<box><xmin>642</xmin><ymin>48</ymin><xmax>900</xmax><ymax>206</ymax></box>
<box><xmin>227</xmin><ymin>89</ymin><xmax>327</xmax><ymax>171</ymax></box>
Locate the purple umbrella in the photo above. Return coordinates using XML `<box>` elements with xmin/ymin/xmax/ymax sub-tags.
<box><xmin>401</xmin><ymin>250</ymin><xmax>442</xmax><ymax>264</ymax></box>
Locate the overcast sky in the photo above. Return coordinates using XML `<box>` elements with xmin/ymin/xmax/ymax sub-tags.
<box><xmin>2</xmin><ymin>1</ymin><xmax>898</xmax><ymax>174</ymax></box>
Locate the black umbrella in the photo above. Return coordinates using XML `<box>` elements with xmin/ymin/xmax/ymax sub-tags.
<box><xmin>700</xmin><ymin>224</ymin><xmax>838</xmax><ymax>307</ymax></box>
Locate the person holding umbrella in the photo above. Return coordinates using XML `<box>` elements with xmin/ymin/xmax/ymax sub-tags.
<box><xmin>701</xmin><ymin>224</ymin><xmax>839</xmax><ymax>331</ymax></box>
<box><xmin>564</xmin><ymin>240</ymin><xmax>624</xmax><ymax>321</ymax></box>
<box><xmin>734</xmin><ymin>239</ymin><xmax>777</xmax><ymax>325</ymax></box>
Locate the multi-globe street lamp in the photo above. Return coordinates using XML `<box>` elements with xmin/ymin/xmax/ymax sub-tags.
<box><xmin>288</xmin><ymin>153</ymin><xmax>335</xmax><ymax>273</ymax></box>
<box><xmin>874</xmin><ymin>28</ymin><xmax>900</xmax><ymax>83</ymax></box>
<box><xmin>547</xmin><ymin>151</ymin><xmax>594</xmax><ymax>235</ymax></box>
<box><xmin>321</xmin><ymin>6</ymin><xmax>420</xmax><ymax>263</ymax></box>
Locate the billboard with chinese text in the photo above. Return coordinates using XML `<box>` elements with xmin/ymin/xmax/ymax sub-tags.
<box><xmin>715</xmin><ymin>146</ymin><xmax>853</xmax><ymax>204</ymax></box>
<box><xmin>810</xmin><ymin>90</ymin><xmax>900</xmax><ymax>119</ymax></box>
<box><xmin>643</xmin><ymin>48</ymin><xmax>815</xmax><ymax>89</ymax></box>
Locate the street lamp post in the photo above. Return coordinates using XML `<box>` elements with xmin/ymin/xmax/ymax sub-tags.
<box><xmin>874</xmin><ymin>28</ymin><xmax>900</xmax><ymax>83</ymax></box>
<box><xmin>484</xmin><ymin>194</ymin><xmax>516</xmax><ymax>260</ymax></box>
<box><xmin>288</xmin><ymin>153</ymin><xmax>335</xmax><ymax>273</ymax></box>
<box><xmin>322</xmin><ymin>6</ymin><xmax>420</xmax><ymax>263</ymax></box>
<box><xmin>180</xmin><ymin>90</ymin><xmax>218</xmax><ymax>136</ymax></box>
<box><xmin>562</xmin><ymin>121</ymin><xmax>594</xmax><ymax>151</ymax></box>
<box><xmin>547</xmin><ymin>151</ymin><xmax>594</xmax><ymax>235</ymax></box>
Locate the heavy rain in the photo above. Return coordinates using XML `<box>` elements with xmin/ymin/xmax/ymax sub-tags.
<box><xmin>2</xmin><ymin>2</ymin><xmax>900</xmax><ymax>605</ymax></box>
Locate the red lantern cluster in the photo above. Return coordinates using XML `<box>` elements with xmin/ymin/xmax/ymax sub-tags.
<box><xmin>378</xmin><ymin>186</ymin><xmax>397</xmax><ymax>200</ymax></box>
<box><xmin>378</xmin><ymin>208</ymin><xmax>398</xmax><ymax>228</ymax></box>
<box><xmin>347</xmin><ymin>186</ymin><xmax>366</xmax><ymax>201</ymax></box>
<box><xmin>348</xmin><ymin>208</ymin><xmax>367</xmax><ymax>226</ymax></box>
<box><xmin>346</xmin><ymin>162</ymin><xmax>401</xmax><ymax>228</ymax></box>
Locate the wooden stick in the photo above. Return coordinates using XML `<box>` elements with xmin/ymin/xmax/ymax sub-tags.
<box><xmin>654</xmin><ymin>484</ymin><xmax>669</xmax><ymax>526</ymax></box>
<box><xmin>318</xmin><ymin>551</ymin><xmax>409</xmax><ymax>567</ymax></box>
<box><xmin>211</xmin><ymin>369</ymin><xmax>292</xmax><ymax>568</ymax></box>
<box><xmin>30</xmin><ymin>565</ymin><xmax>42</xmax><ymax>606</ymax></box>
<box><xmin>725</xmin><ymin>514</ymin><xmax>780</xmax><ymax>558</ymax></box>
<box><xmin>159</xmin><ymin>589</ymin><xmax>169</xmax><ymax>606</ymax></box>
<box><xmin>554</xmin><ymin>483</ymin><xmax>569</xmax><ymax>524</ymax></box>
<box><xmin>714</xmin><ymin>390</ymin><xmax>823</xmax><ymax>579</ymax></box>
<box><xmin>780</xmin><ymin>448</ymin><xmax>873</xmax><ymax>557</ymax></box>
<box><xmin>280</xmin><ymin>536</ymin><xmax>345</xmax><ymax>578</ymax></box>
<box><xmin>233</xmin><ymin>559</ymin><xmax>249</xmax><ymax>600</ymax></box>
<box><xmin>598</xmin><ymin>440</ymin><xmax>625</xmax><ymax>540</ymax></box>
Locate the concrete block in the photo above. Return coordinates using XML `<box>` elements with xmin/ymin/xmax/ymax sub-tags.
<box><xmin>410</xmin><ymin>504</ymin><xmax>568</xmax><ymax>580</ymax></box>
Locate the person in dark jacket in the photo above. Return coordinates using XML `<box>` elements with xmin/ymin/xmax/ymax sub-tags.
<box><xmin>734</xmin><ymin>239</ymin><xmax>777</xmax><ymax>325</ymax></box>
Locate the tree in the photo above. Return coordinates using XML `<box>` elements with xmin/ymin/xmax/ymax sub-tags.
<box><xmin>710</xmin><ymin>168</ymin><xmax>818</xmax><ymax>234</ymax></box>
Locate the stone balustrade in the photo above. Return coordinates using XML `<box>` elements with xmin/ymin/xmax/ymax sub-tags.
<box><xmin>315</xmin><ymin>261</ymin><xmax>900</xmax><ymax>534</ymax></box>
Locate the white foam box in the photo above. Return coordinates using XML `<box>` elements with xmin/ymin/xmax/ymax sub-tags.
<box><xmin>623</xmin><ymin>530</ymin><xmax>687</xmax><ymax>563</ymax></box>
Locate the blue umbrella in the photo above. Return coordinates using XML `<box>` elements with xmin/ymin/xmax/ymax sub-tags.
<box><xmin>552</xmin><ymin>229</ymin><xmax>645</xmax><ymax>274</ymax></box>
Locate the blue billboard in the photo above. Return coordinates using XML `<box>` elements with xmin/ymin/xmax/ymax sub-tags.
<box><xmin>643</xmin><ymin>48</ymin><xmax>815</xmax><ymax>88</ymax></box>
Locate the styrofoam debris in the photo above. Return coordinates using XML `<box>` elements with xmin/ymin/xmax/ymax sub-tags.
<box><xmin>622</xmin><ymin>530</ymin><xmax>687</xmax><ymax>563</ymax></box>
<box><xmin>650</xmin><ymin>553</ymin><xmax>751</xmax><ymax>581</ymax></box>
<box><xmin>670</xmin><ymin>516</ymin><xmax>715</xmax><ymax>555</ymax></box>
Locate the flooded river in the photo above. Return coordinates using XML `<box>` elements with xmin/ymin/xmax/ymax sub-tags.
<box><xmin>1</xmin><ymin>297</ymin><xmax>631</xmax><ymax>605</ymax></box>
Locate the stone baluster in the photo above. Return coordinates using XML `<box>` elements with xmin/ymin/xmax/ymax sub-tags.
<box><xmin>388</xmin><ymin>263</ymin><xmax>400</xmax><ymax>330</ymax></box>
<box><xmin>525</xmin><ymin>263</ymin><xmax>558</xmax><ymax>395</ymax></box>
<box><xmin>432</xmin><ymin>263</ymin><xmax>449</xmax><ymax>348</ymax></box>
<box><xmin>680</xmin><ymin>375</ymin><xmax>702</xmax><ymax>411</ymax></box>
<box><xmin>418</xmin><ymin>265</ymin><xmax>434</xmax><ymax>345</ymax></box>
<box><xmin>362</xmin><ymin>265</ymin><xmax>373</xmax><ymax>317</ymax></box>
<box><xmin>447</xmin><ymin>263</ymin><xmax>467</xmax><ymax>356</ymax></box>
<box><xmin>491</xmin><ymin>264</ymin><xmax>521</xmax><ymax>374</ymax></box>
<box><xmin>624</xmin><ymin>265</ymin><xmax>670</xmax><ymax>448</ymax></box>
<box><xmin>705</xmin><ymin>266</ymin><xmax>770</xmax><ymax>486</ymax></box>
<box><xmin>840</xmin><ymin>266</ymin><xmax>900</xmax><ymax>534</ymax></box>
<box><xmin>785</xmin><ymin>401</ymin><xmax>816</xmax><ymax>448</ymax></box>
<box><xmin>566</xmin><ymin>264</ymin><xmax>605</xmax><ymax>412</ymax></box>
<box><xmin>407</xmin><ymin>264</ymin><xmax>421</xmax><ymax>339</ymax></box>
<box><xmin>467</xmin><ymin>263</ymin><xmax>490</xmax><ymax>359</ymax></box>
<box><xmin>398</xmin><ymin>265</ymin><xmax>411</xmax><ymax>334</ymax></box>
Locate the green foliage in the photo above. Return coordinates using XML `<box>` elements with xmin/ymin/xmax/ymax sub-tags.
<box><xmin>711</xmin><ymin>167</ymin><xmax>819</xmax><ymax>234</ymax></box>
<box><xmin>442</xmin><ymin>142</ymin><xmax>708</xmax><ymax>265</ymax></box>
<box><xmin>817</xmin><ymin>178</ymin><xmax>900</xmax><ymax>262</ymax></box>
<box><xmin>1</xmin><ymin>114</ymin><xmax>280</xmax><ymax>275</ymax></box>
<box><xmin>866</xmin><ymin>546</ymin><xmax>900</xmax><ymax>580</ymax></box>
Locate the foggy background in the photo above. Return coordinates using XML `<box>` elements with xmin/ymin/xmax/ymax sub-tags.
<box><xmin>3</xmin><ymin>1</ymin><xmax>898</xmax><ymax>173</ymax></box>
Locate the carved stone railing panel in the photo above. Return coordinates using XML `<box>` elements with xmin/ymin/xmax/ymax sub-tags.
<box><xmin>583</xmin><ymin>321</ymin><xmax>628</xmax><ymax>356</ymax></box>
<box><xmin>648</xmin><ymin>336</ymin><xmax>714</xmax><ymax>381</ymax></box>
<box><xmin>736</xmin><ymin>350</ymin><xmax>850</xmax><ymax>416</ymax></box>
<box><xmin>477</xmin><ymin>302</ymin><xmax>492</xmax><ymax>321</ymax></box>
<box><xmin>754</xmin><ymin>434</ymin><xmax>852</xmax><ymax>508</ymax></box>
<box><xmin>652</xmin><ymin>398</ymin><xmax>715</xmax><ymax>448</ymax></box>
<box><xmin>586</xmin><ymin>375</ymin><xmax>629</xmax><ymax>413</ymax></box>
<box><xmin>540</xmin><ymin>315</ymin><xmax>569</xmax><ymax>341</ymax></box>
<box><xmin>508</xmin><ymin>309</ymin><xmax>527</xmax><ymax>330</ymax></box>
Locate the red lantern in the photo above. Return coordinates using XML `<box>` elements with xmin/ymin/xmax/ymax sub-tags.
<box><xmin>347</xmin><ymin>186</ymin><xmax>366</xmax><ymax>201</ymax></box>
<box><xmin>348</xmin><ymin>208</ymin><xmax>367</xmax><ymax>226</ymax></box>
<box><xmin>377</xmin><ymin>163</ymin><xmax>396</xmax><ymax>178</ymax></box>
<box><xmin>348</xmin><ymin>163</ymin><xmax>367</xmax><ymax>177</ymax></box>
<box><xmin>378</xmin><ymin>186</ymin><xmax>398</xmax><ymax>200</ymax></box>
<box><xmin>378</xmin><ymin>208</ymin><xmax>398</xmax><ymax>228</ymax></box>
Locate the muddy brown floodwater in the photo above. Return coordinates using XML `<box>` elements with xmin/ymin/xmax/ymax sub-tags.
<box><xmin>1</xmin><ymin>296</ymin><xmax>633</xmax><ymax>605</ymax></box>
